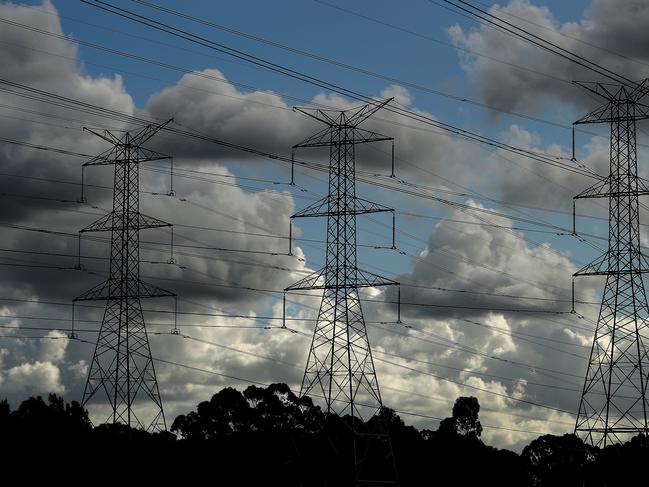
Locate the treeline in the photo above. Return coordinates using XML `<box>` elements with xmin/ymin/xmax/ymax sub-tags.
<box><xmin>0</xmin><ymin>383</ymin><xmax>646</xmax><ymax>486</ymax></box>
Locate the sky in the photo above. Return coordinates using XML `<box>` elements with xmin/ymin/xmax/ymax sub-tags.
<box><xmin>1</xmin><ymin>0</ymin><xmax>649</xmax><ymax>451</ymax></box>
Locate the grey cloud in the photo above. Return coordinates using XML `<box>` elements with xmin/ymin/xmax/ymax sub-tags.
<box><xmin>145</xmin><ymin>71</ymin><xmax>467</xmax><ymax>183</ymax></box>
<box><xmin>0</xmin><ymin>0</ymin><xmax>134</xmax><ymax>223</ymax></box>
<box><xmin>0</xmin><ymin>1</ymin><xmax>606</xmax><ymax>451</ymax></box>
<box><xmin>390</xmin><ymin>200</ymin><xmax>589</xmax><ymax>318</ymax></box>
<box><xmin>473</xmin><ymin>124</ymin><xmax>610</xmax><ymax>210</ymax></box>
<box><xmin>366</xmin><ymin>202</ymin><xmax>602</xmax><ymax>445</ymax></box>
<box><xmin>0</xmin><ymin>2</ymin><xmax>305</xmax><ymax>411</ymax></box>
<box><xmin>448</xmin><ymin>0</ymin><xmax>649</xmax><ymax>114</ymax></box>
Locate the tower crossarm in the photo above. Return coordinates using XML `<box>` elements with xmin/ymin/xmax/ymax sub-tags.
<box><xmin>574</xmin><ymin>79</ymin><xmax>649</xmax><ymax>104</ymax></box>
<box><xmin>80</xmin><ymin>211</ymin><xmax>171</xmax><ymax>233</ymax></box>
<box><xmin>293</xmin><ymin>127</ymin><xmax>393</xmax><ymax>148</ymax></box>
<box><xmin>574</xmin><ymin>250</ymin><xmax>649</xmax><ymax>277</ymax></box>
<box><xmin>83</xmin><ymin>146</ymin><xmax>171</xmax><ymax>166</ymax></box>
<box><xmin>291</xmin><ymin>196</ymin><xmax>394</xmax><ymax>219</ymax></box>
<box><xmin>74</xmin><ymin>279</ymin><xmax>175</xmax><ymax>302</ymax></box>
<box><xmin>575</xmin><ymin>175</ymin><xmax>649</xmax><ymax>199</ymax></box>
<box><xmin>575</xmin><ymin>101</ymin><xmax>649</xmax><ymax>125</ymax></box>
<box><xmin>293</xmin><ymin>97</ymin><xmax>394</xmax><ymax>130</ymax></box>
<box><xmin>574</xmin><ymin>80</ymin><xmax>649</xmax><ymax>124</ymax></box>
<box><xmin>285</xmin><ymin>267</ymin><xmax>398</xmax><ymax>292</ymax></box>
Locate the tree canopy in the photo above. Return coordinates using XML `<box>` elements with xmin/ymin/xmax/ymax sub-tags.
<box><xmin>1</xmin><ymin>384</ymin><xmax>646</xmax><ymax>486</ymax></box>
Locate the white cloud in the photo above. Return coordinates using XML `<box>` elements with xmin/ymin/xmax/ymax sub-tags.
<box><xmin>0</xmin><ymin>0</ymin><xmax>613</xmax><ymax>452</ymax></box>
<box><xmin>38</xmin><ymin>330</ymin><xmax>68</xmax><ymax>363</ymax></box>
<box><xmin>3</xmin><ymin>360</ymin><xmax>65</xmax><ymax>394</ymax></box>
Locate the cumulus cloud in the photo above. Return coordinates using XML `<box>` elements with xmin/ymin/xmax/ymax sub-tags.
<box><xmin>145</xmin><ymin>68</ymin><xmax>468</xmax><ymax>183</ymax></box>
<box><xmin>370</xmin><ymin>201</ymin><xmax>601</xmax><ymax>449</ymax></box>
<box><xmin>0</xmin><ymin>1</ymin><xmax>609</xmax><ymax>452</ymax></box>
<box><xmin>2</xmin><ymin>360</ymin><xmax>65</xmax><ymax>395</ymax></box>
<box><xmin>0</xmin><ymin>0</ymin><xmax>133</xmax><ymax>222</ymax></box>
<box><xmin>145</xmin><ymin>68</ymin><xmax>307</xmax><ymax>160</ymax></box>
<box><xmin>0</xmin><ymin>1</ymin><xmax>303</xmax><ymax>411</ymax></box>
<box><xmin>38</xmin><ymin>330</ymin><xmax>68</xmax><ymax>363</ymax></box>
<box><xmin>469</xmin><ymin>124</ymin><xmax>609</xmax><ymax>209</ymax></box>
<box><xmin>393</xmin><ymin>199</ymin><xmax>585</xmax><ymax>316</ymax></box>
<box><xmin>448</xmin><ymin>0</ymin><xmax>649</xmax><ymax>113</ymax></box>
<box><xmin>434</xmin><ymin>0</ymin><xmax>649</xmax><ymax>212</ymax></box>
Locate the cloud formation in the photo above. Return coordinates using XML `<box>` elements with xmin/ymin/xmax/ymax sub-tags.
<box><xmin>448</xmin><ymin>0</ymin><xmax>649</xmax><ymax>113</ymax></box>
<box><xmin>0</xmin><ymin>1</ymin><xmax>615</xmax><ymax>451</ymax></box>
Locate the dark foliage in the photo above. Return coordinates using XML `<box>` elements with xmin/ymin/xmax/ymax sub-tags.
<box><xmin>437</xmin><ymin>395</ymin><xmax>483</xmax><ymax>439</ymax></box>
<box><xmin>1</xmin><ymin>385</ymin><xmax>647</xmax><ymax>486</ymax></box>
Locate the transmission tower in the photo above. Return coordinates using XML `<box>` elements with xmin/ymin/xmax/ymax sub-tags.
<box><xmin>74</xmin><ymin>119</ymin><xmax>176</xmax><ymax>431</ymax></box>
<box><xmin>284</xmin><ymin>99</ymin><xmax>399</xmax><ymax>483</ymax></box>
<box><xmin>573</xmin><ymin>79</ymin><xmax>649</xmax><ymax>446</ymax></box>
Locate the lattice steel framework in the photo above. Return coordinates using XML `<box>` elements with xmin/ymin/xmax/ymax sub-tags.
<box><xmin>285</xmin><ymin>99</ymin><xmax>399</xmax><ymax>483</ymax></box>
<box><xmin>573</xmin><ymin>80</ymin><xmax>649</xmax><ymax>446</ymax></box>
<box><xmin>74</xmin><ymin>119</ymin><xmax>175</xmax><ymax>431</ymax></box>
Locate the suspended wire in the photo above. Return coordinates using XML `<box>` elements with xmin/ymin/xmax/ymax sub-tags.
<box><xmin>0</xmin><ymin>205</ymin><xmax>603</xmax><ymax>341</ymax></box>
<box><xmin>313</xmin><ymin>0</ymin><xmax>649</xmax><ymax>149</ymax></box>
<box><xmin>0</xmin><ymin>160</ymin><xmax>602</xmax><ymax>304</ymax></box>
<box><xmin>0</xmin><ymin>82</ymin><xmax>613</xmax><ymax>274</ymax></box>
<box><xmin>0</xmin><ymin>249</ymin><xmax>600</xmax><ymax>379</ymax></box>
<box><xmin>123</xmin><ymin>0</ymin><xmax>574</xmax><ymax>130</ymax></box>
<box><xmin>0</xmin><ymin>133</ymin><xmax>609</xmax><ymax>304</ymax></box>
<box><xmin>73</xmin><ymin>0</ymin><xmax>599</xmax><ymax>179</ymax></box>
<box><xmin>0</xmin><ymin>14</ymin><xmax>582</xmax><ymax>179</ymax></box>
<box><xmin>0</xmin><ymin>131</ymin><xmax>611</xmax><ymax>237</ymax></box>
<box><xmin>0</xmin><ymin>331</ymin><xmax>565</xmax><ymax>433</ymax></box>
<box><xmin>0</xmin><ymin>107</ymin><xmax>621</xmax><ymax>234</ymax></box>
<box><xmin>0</xmin><ymin>240</ymin><xmax>599</xmax><ymax>308</ymax></box>
<box><xmin>0</xmin><ymin>1</ymin><xmax>616</xmax><ymax>412</ymax></box>
<box><xmin>433</xmin><ymin>0</ymin><xmax>636</xmax><ymax>87</ymax></box>
<box><xmin>29</xmin><ymin>0</ymin><xmax>638</xmax><ymax>153</ymax></box>
<box><xmin>468</xmin><ymin>0</ymin><xmax>649</xmax><ymax>70</ymax></box>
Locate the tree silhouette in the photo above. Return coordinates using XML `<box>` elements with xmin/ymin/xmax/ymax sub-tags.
<box><xmin>438</xmin><ymin>396</ymin><xmax>483</xmax><ymax>439</ymax></box>
<box><xmin>172</xmin><ymin>387</ymin><xmax>252</xmax><ymax>439</ymax></box>
<box><xmin>0</xmin><ymin>399</ymin><xmax>9</xmax><ymax>423</ymax></box>
<box><xmin>522</xmin><ymin>433</ymin><xmax>595</xmax><ymax>486</ymax></box>
<box><xmin>243</xmin><ymin>382</ymin><xmax>323</xmax><ymax>432</ymax></box>
<box><xmin>8</xmin><ymin>394</ymin><xmax>90</xmax><ymax>435</ymax></box>
<box><xmin>4</xmin><ymin>386</ymin><xmax>649</xmax><ymax>486</ymax></box>
<box><xmin>172</xmin><ymin>382</ymin><xmax>324</xmax><ymax>439</ymax></box>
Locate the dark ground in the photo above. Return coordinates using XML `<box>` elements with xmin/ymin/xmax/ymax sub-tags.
<box><xmin>1</xmin><ymin>383</ymin><xmax>647</xmax><ymax>486</ymax></box>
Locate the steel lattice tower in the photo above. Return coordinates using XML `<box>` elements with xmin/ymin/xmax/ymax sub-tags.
<box><xmin>285</xmin><ymin>99</ymin><xmax>399</xmax><ymax>483</ymax></box>
<box><xmin>74</xmin><ymin>119</ymin><xmax>176</xmax><ymax>431</ymax></box>
<box><xmin>573</xmin><ymin>80</ymin><xmax>649</xmax><ymax>446</ymax></box>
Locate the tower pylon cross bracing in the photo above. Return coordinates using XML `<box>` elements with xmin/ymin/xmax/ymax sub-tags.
<box><xmin>74</xmin><ymin>119</ymin><xmax>176</xmax><ymax>431</ymax></box>
<box><xmin>284</xmin><ymin>98</ymin><xmax>400</xmax><ymax>484</ymax></box>
<box><xmin>573</xmin><ymin>79</ymin><xmax>649</xmax><ymax>447</ymax></box>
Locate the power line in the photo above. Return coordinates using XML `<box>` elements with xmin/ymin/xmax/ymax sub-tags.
<box><xmin>0</xmin><ymin>15</ymin><xmax>543</xmax><ymax>175</ymax></box>
<box><xmin>0</xmin><ymin>132</ymin><xmax>612</xmax><ymax>235</ymax></box>
<box><xmin>75</xmin><ymin>0</ymin><xmax>598</xmax><ymax>178</ymax></box>
<box><xmin>0</xmin><ymin>223</ymin><xmax>592</xmax><ymax>326</ymax></box>
<box><xmin>0</xmin><ymin>80</ymin><xmax>602</xmax><ymax>235</ymax></box>
<box><xmin>469</xmin><ymin>0</ymin><xmax>649</xmax><ymax>70</ymax></box>
<box><xmin>433</xmin><ymin>0</ymin><xmax>635</xmax><ymax>86</ymax></box>
<box><xmin>2</xmin><ymin>332</ymin><xmax>564</xmax><ymax>436</ymax></box>
<box><xmin>0</xmin><ymin>134</ymin><xmax>608</xmax><ymax>304</ymax></box>
<box><xmin>175</xmin><ymin>329</ymin><xmax>586</xmax><ymax>412</ymax></box>
<box><xmin>122</xmin><ymin>0</ymin><xmax>575</xmax><ymax>131</ymax></box>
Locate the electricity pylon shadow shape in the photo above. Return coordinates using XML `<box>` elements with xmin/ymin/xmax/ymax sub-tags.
<box><xmin>74</xmin><ymin>119</ymin><xmax>176</xmax><ymax>431</ymax></box>
<box><xmin>284</xmin><ymin>99</ymin><xmax>400</xmax><ymax>484</ymax></box>
<box><xmin>573</xmin><ymin>79</ymin><xmax>649</xmax><ymax>447</ymax></box>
